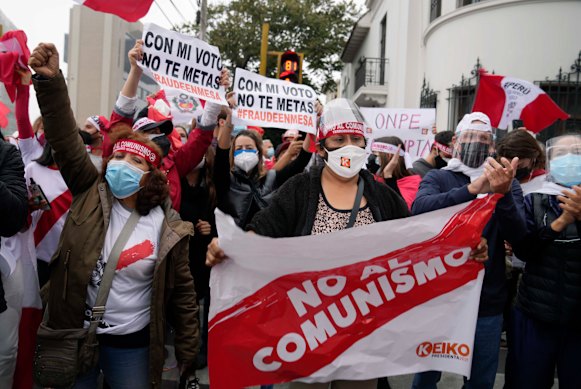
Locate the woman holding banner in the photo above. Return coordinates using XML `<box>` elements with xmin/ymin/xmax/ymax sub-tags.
<box><xmin>208</xmin><ymin>98</ymin><xmax>411</xmax><ymax>388</ymax></box>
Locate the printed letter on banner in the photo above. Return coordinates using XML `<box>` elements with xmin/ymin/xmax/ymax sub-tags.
<box><xmin>232</xmin><ymin>68</ymin><xmax>318</xmax><ymax>134</ymax></box>
<box><xmin>139</xmin><ymin>23</ymin><xmax>227</xmax><ymax>105</ymax></box>
<box><xmin>208</xmin><ymin>194</ymin><xmax>501</xmax><ymax>388</ymax></box>
<box><xmin>361</xmin><ymin>108</ymin><xmax>436</xmax><ymax>161</ymax></box>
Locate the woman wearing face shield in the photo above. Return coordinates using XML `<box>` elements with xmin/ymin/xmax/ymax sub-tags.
<box><xmin>506</xmin><ymin>133</ymin><xmax>581</xmax><ymax>389</ymax></box>
<box><xmin>206</xmin><ymin>98</ymin><xmax>411</xmax><ymax>388</ymax></box>
<box><xmin>29</xmin><ymin>43</ymin><xmax>199</xmax><ymax>389</ymax></box>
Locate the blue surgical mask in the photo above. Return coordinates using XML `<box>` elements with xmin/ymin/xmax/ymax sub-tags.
<box><xmin>266</xmin><ymin>147</ymin><xmax>275</xmax><ymax>158</ymax></box>
<box><xmin>105</xmin><ymin>160</ymin><xmax>148</xmax><ymax>199</ymax></box>
<box><xmin>550</xmin><ymin>153</ymin><xmax>581</xmax><ymax>187</ymax></box>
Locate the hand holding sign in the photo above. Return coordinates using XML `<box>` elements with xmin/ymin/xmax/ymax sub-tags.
<box><xmin>128</xmin><ymin>39</ymin><xmax>144</xmax><ymax>69</ymax></box>
<box><xmin>139</xmin><ymin>23</ymin><xmax>227</xmax><ymax>105</ymax></box>
<box><xmin>232</xmin><ymin>68</ymin><xmax>318</xmax><ymax>134</ymax></box>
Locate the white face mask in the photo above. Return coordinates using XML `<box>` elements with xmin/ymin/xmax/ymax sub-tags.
<box><xmin>234</xmin><ymin>150</ymin><xmax>259</xmax><ymax>173</ymax></box>
<box><xmin>324</xmin><ymin>145</ymin><xmax>367</xmax><ymax>179</ymax></box>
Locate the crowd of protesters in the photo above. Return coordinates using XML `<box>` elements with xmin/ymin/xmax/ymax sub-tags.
<box><xmin>0</xmin><ymin>36</ymin><xmax>579</xmax><ymax>389</ymax></box>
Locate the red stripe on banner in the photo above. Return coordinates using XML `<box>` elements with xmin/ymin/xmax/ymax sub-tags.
<box><xmin>208</xmin><ymin>195</ymin><xmax>501</xmax><ymax>388</ymax></box>
<box><xmin>12</xmin><ymin>307</ymin><xmax>43</xmax><ymax>389</ymax></box>
<box><xmin>34</xmin><ymin>190</ymin><xmax>72</xmax><ymax>247</ymax></box>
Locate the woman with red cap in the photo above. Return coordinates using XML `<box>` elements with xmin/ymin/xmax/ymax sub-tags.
<box><xmin>29</xmin><ymin>43</ymin><xmax>199</xmax><ymax>389</ymax></box>
<box><xmin>206</xmin><ymin>98</ymin><xmax>411</xmax><ymax>388</ymax></box>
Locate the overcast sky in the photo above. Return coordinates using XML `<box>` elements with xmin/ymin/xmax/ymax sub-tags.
<box><xmin>2</xmin><ymin>0</ymin><xmax>209</xmax><ymax>120</ymax></box>
<box><xmin>2</xmin><ymin>0</ymin><xmax>364</xmax><ymax>120</ymax></box>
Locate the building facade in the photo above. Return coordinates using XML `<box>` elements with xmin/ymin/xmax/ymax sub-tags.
<box><xmin>341</xmin><ymin>0</ymin><xmax>581</xmax><ymax>139</ymax></box>
<box><xmin>67</xmin><ymin>5</ymin><xmax>157</xmax><ymax>123</ymax></box>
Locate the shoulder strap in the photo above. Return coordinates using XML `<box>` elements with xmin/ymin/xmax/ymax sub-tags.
<box><xmin>88</xmin><ymin>209</ymin><xmax>141</xmax><ymax>332</ymax></box>
<box><xmin>346</xmin><ymin>178</ymin><xmax>364</xmax><ymax>229</ymax></box>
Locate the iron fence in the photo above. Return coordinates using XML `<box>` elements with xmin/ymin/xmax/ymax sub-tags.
<box><xmin>535</xmin><ymin>51</ymin><xmax>581</xmax><ymax>142</ymax></box>
<box><xmin>355</xmin><ymin>57</ymin><xmax>389</xmax><ymax>92</ymax></box>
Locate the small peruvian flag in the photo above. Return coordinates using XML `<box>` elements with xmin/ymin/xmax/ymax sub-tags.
<box><xmin>73</xmin><ymin>0</ymin><xmax>154</xmax><ymax>22</ymax></box>
<box><xmin>472</xmin><ymin>71</ymin><xmax>569</xmax><ymax>133</ymax></box>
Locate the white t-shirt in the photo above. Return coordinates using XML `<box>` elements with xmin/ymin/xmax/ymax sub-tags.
<box><xmin>25</xmin><ymin>162</ymin><xmax>72</xmax><ymax>262</ymax></box>
<box><xmin>85</xmin><ymin>200</ymin><xmax>164</xmax><ymax>335</ymax></box>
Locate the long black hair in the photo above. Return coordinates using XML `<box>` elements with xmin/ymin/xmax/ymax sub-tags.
<box><xmin>34</xmin><ymin>142</ymin><xmax>55</xmax><ymax>167</ymax></box>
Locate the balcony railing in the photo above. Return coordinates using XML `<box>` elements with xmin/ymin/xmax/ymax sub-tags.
<box><xmin>355</xmin><ymin>57</ymin><xmax>389</xmax><ymax>92</ymax></box>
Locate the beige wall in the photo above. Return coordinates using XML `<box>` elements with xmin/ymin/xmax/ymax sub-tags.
<box><xmin>67</xmin><ymin>6</ymin><xmax>147</xmax><ymax>124</ymax></box>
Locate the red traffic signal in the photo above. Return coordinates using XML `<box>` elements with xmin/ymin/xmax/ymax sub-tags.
<box><xmin>278</xmin><ymin>50</ymin><xmax>301</xmax><ymax>83</ymax></box>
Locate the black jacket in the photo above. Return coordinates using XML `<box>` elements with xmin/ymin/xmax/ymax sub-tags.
<box><xmin>247</xmin><ymin>165</ymin><xmax>410</xmax><ymax>237</ymax></box>
<box><xmin>214</xmin><ymin>146</ymin><xmax>311</xmax><ymax>228</ymax></box>
<box><xmin>513</xmin><ymin>193</ymin><xmax>581</xmax><ymax>328</ymax></box>
<box><xmin>0</xmin><ymin>139</ymin><xmax>28</xmax><ymax>237</ymax></box>
<box><xmin>0</xmin><ymin>139</ymin><xmax>28</xmax><ymax>313</ymax></box>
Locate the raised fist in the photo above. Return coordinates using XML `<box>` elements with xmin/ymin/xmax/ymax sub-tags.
<box><xmin>28</xmin><ymin>43</ymin><xmax>59</xmax><ymax>79</ymax></box>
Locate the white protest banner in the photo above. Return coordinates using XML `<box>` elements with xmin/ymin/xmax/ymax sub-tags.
<box><xmin>232</xmin><ymin>68</ymin><xmax>318</xmax><ymax>134</ymax></box>
<box><xmin>209</xmin><ymin>194</ymin><xmax>501</xmax><ymax>388</ymax></box>
<box><xmin>361</xmin><ymin>108</ymin><xmax>436</xmax><ymax>161</ymax></box>
<box><xmin>163</xmin><ymin>88</ymin><xmax>205</xmax><ymax>125</ymax></box>
<box><xmin>138</xmin><ymin>23</ymin><xmax>227</xmax><ymax>105</ymax></box>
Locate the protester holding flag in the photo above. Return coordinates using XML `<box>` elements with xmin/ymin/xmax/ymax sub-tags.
<box><xmin>411</xmin><ymin>112</ymin><xmax>526</xmax><ymax>389</ymax></box>
<box><xmin>213</xmin><ymin>99</ymin><xmax>313</xmax><ymax>228</ymax></box>
<box><xmin>505</xmin><ymin>133</ymin><xmax>581</xmax><ymax>389</ymax></box>
<box><xmin>207</xmin><ymin>97</ymin><xmax>412</xmax><ymax>387</ymax></box>
<box><xmin>412</xmin><ymin>130</ymin><xmax>454</xmax><ymax>178</ymax></box>
<box><xmin>29</xmin><ymin>42</ymin><xmax>199</xmax><ymax>388</ymax></box>
<box><xmin>371</xmin><ymin>136</ymin><xmax>422</xmax><ymax>210</ymax></box>
<box><xmin>106</xmin><ymin>39</ymin><xmax>227</xmax><ymax>211</ymax></box>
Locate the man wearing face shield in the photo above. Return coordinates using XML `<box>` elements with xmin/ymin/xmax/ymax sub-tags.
<box><xmin>505</xmin><ymin>133</ymin><xmax>581</xmax><ymax>389</ymax></box>
<box><xmin>411</xmin><ymin>112</ymin><xmax>527</xmax><ymax>389</ymax></box>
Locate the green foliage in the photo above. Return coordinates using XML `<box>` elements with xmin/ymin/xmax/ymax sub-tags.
<box><xmin>175</xmin><ymin>0</ymin><xmax>361</xmax><ymax>93</ymax></box>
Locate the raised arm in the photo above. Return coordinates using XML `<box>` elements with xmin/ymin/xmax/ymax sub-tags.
<box><xmin>29</xmin><ymin>43</ymin><xmax>98</xmax><ymax>196</ymax></box>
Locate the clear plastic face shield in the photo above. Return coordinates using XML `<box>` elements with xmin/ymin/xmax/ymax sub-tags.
<box><xmin>453</xmin><ymin>125</ymin><xmax>495</xmax><ymax>169</ymax></box>
<box><xmin>318</xmin><ymin>98</ymin><xmax>371</xmax><ymax>178</ymax></box>
<box><xmin>546</xmin><ymin>134</ymin><xmax>581</xmax><ymax>187</ymax></box>
<box><xmin>318</xmin><ymin>98</ymin><xmax>369</xmax><ymax>146</ymax></box>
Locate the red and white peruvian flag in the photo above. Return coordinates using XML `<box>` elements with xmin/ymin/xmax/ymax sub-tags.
<box><xmin>73</xmin><ymin>0</ymin><xmax>154</xmax><ymax>22</ymax></box>
<box><xmin>472</xmin><ymin>72</ymin><xmax>569</xmax><ymax>133</ymax></box>
<box><xmin>209</xmin><ymin>195</ymin><xmax>501</xmax><ymax>388</ymax></box>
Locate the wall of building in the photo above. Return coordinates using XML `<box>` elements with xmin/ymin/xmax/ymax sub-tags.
<box><xmin>424</xmin><ymin>0</ymin><xmax>581</xmax><ymax>131</ymax></box>
<box><xmin>67</xmin><ymin>6</ymin><xmax>154</xmax><ymax>123</ymax></box>
<box><xmin>342</xmin><ymin>0</ymin><xmax>580</xmax><ymax>132</ymax></box>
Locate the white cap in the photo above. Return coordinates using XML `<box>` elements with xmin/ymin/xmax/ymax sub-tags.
<box><xmin>456</xmin><ymin>112</ymin><xmax>492</xmax><ymax>134</ymax></box>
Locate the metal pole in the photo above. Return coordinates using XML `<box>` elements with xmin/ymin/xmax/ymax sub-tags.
<box><xmin>200</xmin><ymin>0</ymin><xmax>207</xmax><ymax>41</ymax></box>
<box><xmin>259</xmin><ymin>23</ymin><xmax>269</xmax><ymax>75</ymax></box>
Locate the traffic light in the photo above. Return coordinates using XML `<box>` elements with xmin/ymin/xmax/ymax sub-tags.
<box><xmin>278</xmin><ymin>50</ymin><xmax>302</xmax><ymax>83</ymax></box>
